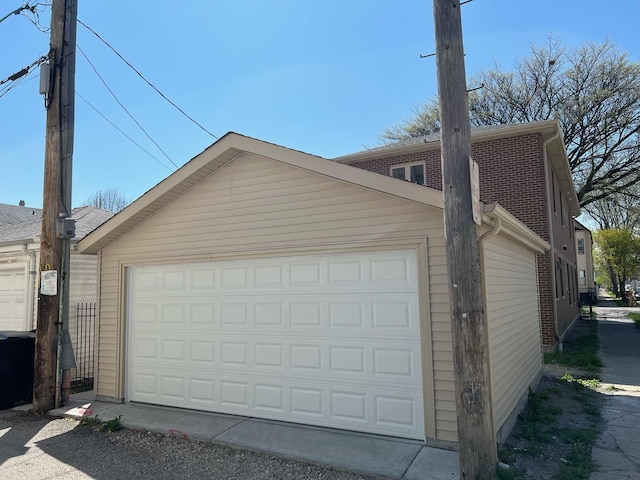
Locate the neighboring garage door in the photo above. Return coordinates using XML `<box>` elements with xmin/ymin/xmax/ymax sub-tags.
<box><xmin>0</xmin><ymin>266</ymin><xmax>27</xmax><ymax>331</ymax></box>
<box><xmin>127</xmin><ymin>250</ymin><xmax>424</xmax><ymax>439</ymax></box>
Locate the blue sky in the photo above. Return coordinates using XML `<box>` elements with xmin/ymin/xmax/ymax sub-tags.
<box><xmin>1</xmin><ymin>0</ymin><xmax>639</xmax><ymax>209</ymax></box>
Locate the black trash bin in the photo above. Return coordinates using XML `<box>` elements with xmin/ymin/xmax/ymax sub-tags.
<box><xmin>0</xmin><ymin>331</ymin><xmax>35</xmax><ymax>409</ymax></box>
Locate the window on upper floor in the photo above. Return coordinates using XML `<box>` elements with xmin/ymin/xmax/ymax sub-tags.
<box><xmin>390</xmin><ymin>163</ymin><xmax>425</xmax><ymax>185</ymax></box>
<box><xmin>579</xmin><ymin>270</ymin><xmax>587</xmax><ymax>286</ymax></box>
<box><xmin>577</xmin><ymin>238</ymin><xmax>585</xmax><ymax>255</ymax></box>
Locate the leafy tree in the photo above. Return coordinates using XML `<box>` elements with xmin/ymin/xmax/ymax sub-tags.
<box><xmin>593</xmin><ymin>228</ymin><xmax>640</xmax><ymax>298</ymax></box>
<box><xmin>381</xmin><ymin>37</ymin><xmax>640</xmax><ymax>209</ymax></box>
<box><xmin>83</xmin><ymin>187</ymin><xmax>130</xmax><ymax>213</ymax></box>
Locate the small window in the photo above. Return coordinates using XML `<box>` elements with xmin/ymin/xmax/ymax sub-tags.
<box><xmin>556</xmin><ymin>258</ymin><xmax>562</xmax><ymax>299</ymax></box>
<box><xmin>579</xmin><ymin>270</ymin><xmax>586</xmax><ymax>286</ymax></box>
<box><xmin>577</xmin><ymin>238</ymin><xmax>585</xmax><ymax>255</ymax></box>
<box><xmin>389</xmin><ymin>163</ymin><xmax>425</xmax><ymax>185</ymax></box>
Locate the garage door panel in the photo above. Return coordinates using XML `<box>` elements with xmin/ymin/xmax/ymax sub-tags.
<box><xmin>131</xmin><ymin>293</ymin><xmax>420</xmax><ymax>337</ymax></box>
<box><xmin>131</xmin><ymin>254</ymin><xmax>418</xmax><ymax>297</ymax></box>
<box><xmin>129</xmin><ymin>367</ymin><xmax>424</xmax><ymax>438</ymax></box>
<box><xmin>128</xmin><ymin>250</ymin><xmax>424</xmax><ymax>439</ymax></box>
<box><xmin>131</xmin><ymin>334</ymin><xmax>422</xmax><ymax>387</ymax></box>
<box><xmin>0</xmin><ymin>267</ymin><xmax>28</xmax><ymax>331</ymax></box>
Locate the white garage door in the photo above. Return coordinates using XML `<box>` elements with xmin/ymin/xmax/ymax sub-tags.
<box><xmin>127</xmin><ymin>250</ymin><xmax>424</xmax><ymax>439</ymax></box>
<box><xmin>0</xmin><ymin>266</ymin><xmax>28</xmax><ymax>331</ymax></box>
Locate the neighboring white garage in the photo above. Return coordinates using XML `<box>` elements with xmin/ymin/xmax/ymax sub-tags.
<box><xmin>0</xmin><ymin>265</ymin><xmax>28</xmax><ymax>330</ymax></box>
<box><xmin>78</xmin><ymin>132</ymin><xmax>549</xmax><ymax>444</ymax></box>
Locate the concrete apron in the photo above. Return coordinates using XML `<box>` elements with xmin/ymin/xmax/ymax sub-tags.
<box><xmin>49</xmin><ymin>393</ymin><xmax>460</xmax><ymax>480</ymax></box>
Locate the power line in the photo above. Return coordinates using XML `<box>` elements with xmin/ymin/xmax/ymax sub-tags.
<box><xmin>0</xmin><ymin>55</ymin><xmax>48</xmax><ymax>86</ymax></box>
<box><xmin>77</xmin><ymin>45</ymin><xmax>180</xmax><ymax>169</ymax></box>
<box><xmin>76</xmin><ymin>91</ymin><xmax>175</xmax><ymax>172</ymax></box>
<box><xmin>77</xmin><ymin>19</ymin><xmax>219</xmax><ymax>140</ymax></box>
<box><xmin>0</xmin><ymin>2</ymin><xmax>35</xmax><ymax>24</ymax></box>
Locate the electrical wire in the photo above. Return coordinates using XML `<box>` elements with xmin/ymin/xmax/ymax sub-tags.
<box><xmin>77</xmin><ymin>19</ymin><xmax>219</xmax><ymax>140</ymax></box>
<box><xmin>0</xmin><ymin>67</ymin><xmax>38</xmax><ymax>98</ymax></box>
<box><xmin>77</xmin><ymin>45</ymin><xmax>180</xmax><ymax>170</ymax></box>
<box><xmin>0</xmin><ymin>55</ymin><xmax>48</xmax><ymax>86</ymax></box>
<box><xmin>0</xmin><ymin>2</ymin><xmax>35</xmax><ymax>24</ymax></box>
<box><xmin>76</xmin><ymin>91</ymin><xmax>175</xmax><ymax>172</ymax></box>
<box><xmin>19</xmin><ymin>2</ymin><xmax>50</xmax><ymax>33</ymax></box>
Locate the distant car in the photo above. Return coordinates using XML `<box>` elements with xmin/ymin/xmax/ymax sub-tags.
<box><xmin>635</xmin><ymin>289</ymin><xmax>640</xmax><ymax>301</ymax></box>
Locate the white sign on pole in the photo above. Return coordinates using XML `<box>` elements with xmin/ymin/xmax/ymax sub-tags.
<box><xmin>40</xmin><ymin>270</ymin><xmax>58</xmax><ymax>296</ymax></box>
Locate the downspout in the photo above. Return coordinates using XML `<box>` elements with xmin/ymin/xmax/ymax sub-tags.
<box><xmin>542</xmin><ymin>128</ymin><xmax>562</xmax><ymax>351</ymax></box>
<box><xmin>22</xmin><ymin>244</ymin><xmax>37</xmax><ymax>331</ymax></box>
<box><xmin>478</xmin><ymin>212</ymin><xmax>502</xmax><ymax>435</ymax></box>
<box><xmin>479</xmin><ymin>214</ymin><xmax>502</xmax><ymax>338</ymax></box>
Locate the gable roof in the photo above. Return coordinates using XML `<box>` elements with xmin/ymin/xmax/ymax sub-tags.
<box><xmin>0</xmin><ymin>202</ymin><xmax>42</xmax><ymax>226</ymax></box>
<box><xmin>334</xmin><ymin>120</ymin><xmax>580</xmax><ymax>217</ymax></box>
<box><xmin>78</xmin><ymin>132</ymin><xmax>451</xmax><ymax>254</ymax></box>
<box><xmin>0</xmin><ymin>206</ymin><xmax>114</xmax><ymax>246</ymax></box>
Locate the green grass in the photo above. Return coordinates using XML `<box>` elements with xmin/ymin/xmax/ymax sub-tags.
<box><xmin>544</xmin><ymin>323</ymin><xmax>602</xmax><ymax>373</ymax></box>
<box><xmin>517</xmin><ymin>389</ymin><xmax>562</xmax><ymax>445</ymax></box>
<box><xmin>629</xmin><ymin>312</ymin><xmax>640</xmax><ymax>329</ymax></box>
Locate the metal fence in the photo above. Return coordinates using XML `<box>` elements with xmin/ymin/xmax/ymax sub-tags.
<box><xmin>70</xmin><ymin>302</ymin><xmax>96</xmax><ymax>390</ymax></box>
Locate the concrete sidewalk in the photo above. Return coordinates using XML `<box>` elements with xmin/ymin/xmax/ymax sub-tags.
<box><xmin>591</xmin><ymin>293</ymin><xmax>640</xmax><ymax>479</ymax></box>
<box><xmin>49</xmin><ymin>392</ymin><xmax>459</xmax><ymax>480</ymax></box>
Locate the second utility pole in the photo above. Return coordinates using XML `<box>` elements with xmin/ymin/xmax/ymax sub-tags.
<box><xmin>33</xmin><ymin>0</ymin><xmax>77</xmax><ymax>412</ymax></box>
<box><xmin>433</xmin><ymin>1</ymin><xmax>498</xmax><ymax>479</ymax></box>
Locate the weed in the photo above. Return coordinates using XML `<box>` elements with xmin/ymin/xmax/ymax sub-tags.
<box><xmin>545</xmin><ymin>323</ymin><xmax>602</xmax><ymax>373</ymax></box>
<box><xmin>101</xmin><ymin>415</ymin><xmax>122</xmax><ymax>433</ymax></box>
<box><xmin>496</xmin><ymin>464</ymin><xmax>525</xmax><ymax>480</ymax></box>
<box><xmin>79</xmin><ymin>414</ymin><xmax>102</xmax><ymax>427</ymax></box>
<box><xmin>606</xmin><ymin>385</ymin><xmax>621</xmax><ymax>392</ymax></box>
<box><xmin>556</xmin><ymin>428</ymin><xmax>599</xmax><ymax>480</ymax></box>
<box><xmin>629</xmin><ymin>312</ymin><xmax>640</xmax><ymax>329</ymax></box>
<box><xmin>516</xmin><ymin>389</ymin><xmax>561</xmax><ymax>444</ymax></box>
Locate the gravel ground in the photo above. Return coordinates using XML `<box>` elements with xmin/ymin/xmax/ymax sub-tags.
<box><xmin>0</xmin><ymin>410</ymin><xmax>373</xmax><ymax>480</ymax></box>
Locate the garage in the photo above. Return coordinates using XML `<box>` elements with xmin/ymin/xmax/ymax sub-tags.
<box><xmin>0</xmin><ymin>266</ymin><xmax>27</xmax><ymax>331</ymax></box>
<box><xmin>79</xmin><ymin>132</ymin><xmax>549</xmax><ymax>444</ymax></box>
<box><xmin>127</xmin><ymin>250</ymin><xmax>424</xmax><ymax>438</ymax></box>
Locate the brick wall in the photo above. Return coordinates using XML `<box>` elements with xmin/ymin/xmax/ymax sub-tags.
<box><xmin>350</xmin><ymin>132</ymin><xmax>579</xmax><ymax>348</ymax></box>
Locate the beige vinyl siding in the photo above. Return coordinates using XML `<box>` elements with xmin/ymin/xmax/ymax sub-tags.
<box><xmin>484</xmin><ymin>233</ymin><xmax>543</xmax><ymax>434</ymax></box>
<box><xmin>96</xmin><ymin>153</ymin><xmax>456</xmax><ymax>441</ymax></box>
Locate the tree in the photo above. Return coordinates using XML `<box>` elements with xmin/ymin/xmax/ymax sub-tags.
<box><xmin>381</xmin><ymin>37</ymin><xmax>640</xmax><ymax>209</ymax></box>
<box><xmin>83</xmin><ymin>187</ymin><xmax>130</xmax><ymax>212</ymax></box>
<box><xmin>583</xmin><ymin>185</ymin><xmax>640</xmax><ymax>233</ymax></box>
<box><xmin>593</xmin><ymin>228</ymin><xmax>640</xmax><ymax>298</ymax></box>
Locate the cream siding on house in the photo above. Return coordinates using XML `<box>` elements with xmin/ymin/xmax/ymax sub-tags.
<box><xmin>95</xmin><ymin>153</ymin><xmax>457</xmax><ymax>441</ymax></box>
<box><xmin>484</xmin><ymin>233</ymin><xmax>543</xmax><ymax>438</ymax></box>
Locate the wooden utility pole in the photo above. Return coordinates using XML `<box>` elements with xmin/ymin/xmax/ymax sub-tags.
<box><xmin>33</xmin><ymin>0</ymin><xmax>77</xmax><ymax>413</ymax></box>
<box><xmin>433</xmin><ymin>1</ymin><xmax>497</xmax><ymax>479</ymax></box>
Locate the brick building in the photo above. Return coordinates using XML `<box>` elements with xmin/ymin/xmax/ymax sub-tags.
<box><xmin>334</xmin><ymin>119</ymin><xmax>580</xmax><ymax>351</ymax></box>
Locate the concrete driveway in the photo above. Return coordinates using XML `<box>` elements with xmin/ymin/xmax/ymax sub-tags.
<box><xmin>590</xmin><ymin>293</ymin><xmax>640</xmax><ymax>479</ymax></box>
